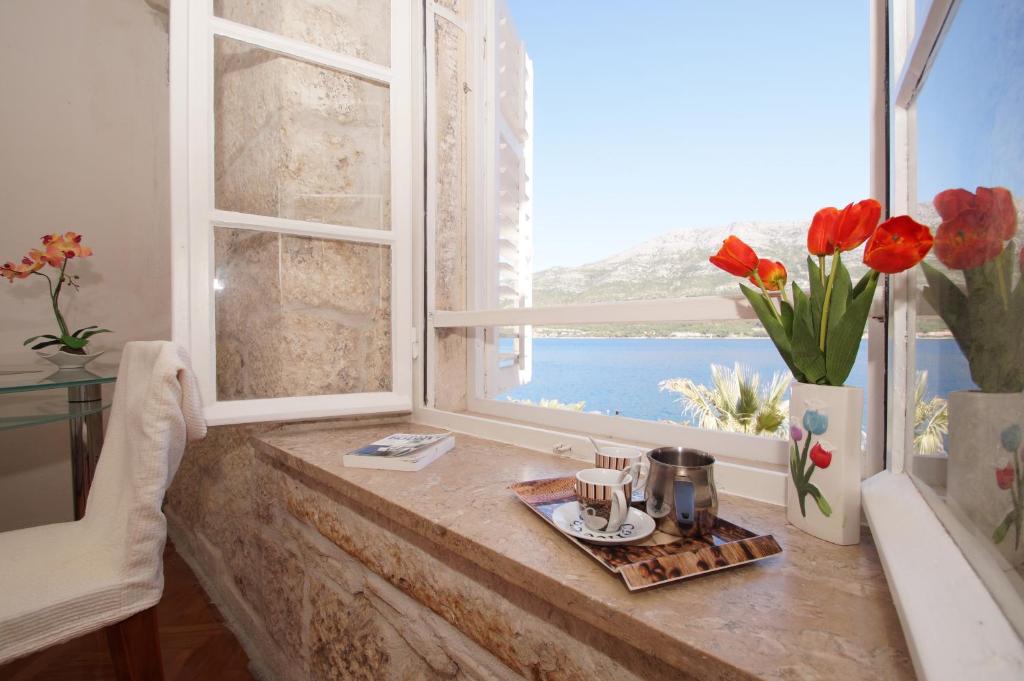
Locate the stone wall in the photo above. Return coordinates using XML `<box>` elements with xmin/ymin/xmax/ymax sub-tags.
<box><xmin>432</xmin><ymin>6</ymin><xmax>471</xmax><ymax>412</ymax></box>
<box><xmin>212</xmin><ymin>11</ymin><xmax>393</xmax><ymax>400</ymax></box>
<box><xmin>166</xmin><ymin>425</ymin><xmax>665</xmax><ymax>681</ymax></box>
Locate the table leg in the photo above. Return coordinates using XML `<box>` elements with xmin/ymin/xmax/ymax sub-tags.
<box><xmin>68</xmin><ymin>383</ymin><xmax>105</xmax><ymax>520</ymax></box>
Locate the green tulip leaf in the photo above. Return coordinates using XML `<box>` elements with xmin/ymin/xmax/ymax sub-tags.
<box><xmin>740</xmin><ymin>284</ymin><xmax>803</xmax><ymax>381</ymax></box>
<box><xmin>71</xmin><ymin>325</ymin><xmax>98</xmax><ymax>338</ymax></box>
<box><xmin>790</xmin><ymin>283</ymin><xmax>826</xmax><ymax>384</ymax></box>
<box><xmin>806</xmin><ymin>483</ymin><xmax>833</xmax><ymax>517</ymax></box>
<box><xmin>993</xmin><ymin>511</ymin><xmax>1016</xmax><ymax>545</ymax></box>
<box><xmin>780</xmin><ymin>299</ymin><xmax>795</xmax><ymax>338</ymax></box>
<box><xmin>80</xmin><ymin>328</ymin><xmax>111</xmax><ymax>340</ymax></box>
<box><xmin>807</xmin><ymin>257</ymin><xmax>825</xmax><ymax>341</ymax></box>
<box><xmin>920</xmin><ymin>261</ymin><xmax>971</xmax><ymax>357</ymax></box>
<box><xmin>30</xmin><ymin>339</ymin><xmax>64</xmax><ymax>351</ymax></box>
<box><xmin>825</xmin><ymin>271</ymin><xmax>879</xmax><ymax>386</ymax></box>
<box><xmin>826</xmin><ymin>256</ymin><xmax>853</xmax><ymax>340</ymax></box>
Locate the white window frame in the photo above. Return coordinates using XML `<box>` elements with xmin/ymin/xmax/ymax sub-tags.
<box><xmin>170</xmin><ymin>0</ymin><xmax>413</xmax><ymax>425</ymax></box>
<box><xmin>417</xmin><ymin>0</ymin><xmax>887</xmax><ymax>506</ymax></box>
<box><xmin>862</xmin><ymin>1</ymin><xmax>1024</xmax><ymax>678</ymax></box>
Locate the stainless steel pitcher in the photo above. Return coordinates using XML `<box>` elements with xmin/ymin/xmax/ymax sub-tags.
<box><xmin>644</xmin><ymin>447</ymin><xmax>718</xmax><ymax>537</ymax></box>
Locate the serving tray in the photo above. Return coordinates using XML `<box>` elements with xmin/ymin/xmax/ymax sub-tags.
<box><xmin>510</xmin><ymin>475</ymin><xmax>783</xmax><ymax>591</ymax></box>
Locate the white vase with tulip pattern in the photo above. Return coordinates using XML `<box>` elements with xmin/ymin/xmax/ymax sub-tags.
<box><xmin>946</xmin><ymin>391</ymin><xmax>1024</xmax><ymax>568</ymax></box>
<box><xmin>786</xmin><ymin>382</ymin><xmax>863</xmax><ymax>545</ymax></box>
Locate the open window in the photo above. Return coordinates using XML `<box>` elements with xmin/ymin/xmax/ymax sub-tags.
<box><xmin>171</xmin><ymin>0</ymin><xmax>413</xmax><ymax>425</ymax></box>
<box><xmin>423</xmin><ymin>0</ymin><xmax>879</xmax><ymax>502</ymax></box>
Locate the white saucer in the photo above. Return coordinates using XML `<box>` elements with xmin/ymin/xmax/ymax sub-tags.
<box><xmin>551</xmin><ymin>501</ymin><xmax>656</xmax><ymax>545</ymax></box>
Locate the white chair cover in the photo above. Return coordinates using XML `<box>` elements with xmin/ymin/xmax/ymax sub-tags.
<box><xmin>0</xmin><ymin>341</ymin><xmax>205</xmax><ymax>664</ymax></box>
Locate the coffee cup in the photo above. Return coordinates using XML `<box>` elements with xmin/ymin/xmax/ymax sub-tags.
<box><xmin>575</xmin><ymin>468</ymin><xmax>633</xmax><ymax>533</ymax></box>
<box><xmin>594</xmin><ymin>445</ymin><xmax>649</xmax><ymax>490</ymax></box>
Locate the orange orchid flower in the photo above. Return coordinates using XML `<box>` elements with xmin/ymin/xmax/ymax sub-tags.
<box><xmin>709</xmin><ymin>236</ymin><xmax>759</xmax><ymax>277</ymax></box>
<box><xmin>749</xmin><ymin>258</ymin><xmax>787</xmax><ymax>291</ymax></box>
<box><xmin>863</xmin><ymin>216</ymin><xmax>934</xmax><ymax>274</ymax></box>
<box><xmin>36</xmin><ymin>232</ymin><xmax>93</xmax><ymax>268</ymax></box>
<box><xmin>1</xmin><ymin>256</ymin><xmax>44</xmax><ymax>282</ymax></box>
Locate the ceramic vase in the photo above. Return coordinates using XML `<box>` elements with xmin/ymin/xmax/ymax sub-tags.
<box><xmin>946</xmin><ymin>391</ymin><xmax>1024</xmax><ymax>567</ymax></box>
<box><xmin>786</xmin><ymin>382</ymin><xmax>863</xmax><ymax>545</ymax></box>
<box><xmin>36</xmin><ymin>349</ymin><xmax>104</xmax><ymax>369</ymax></box>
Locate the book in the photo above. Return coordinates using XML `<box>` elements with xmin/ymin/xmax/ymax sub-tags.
<box><xmin>342</xmin><ymin>433</ymin><xmax>455</xmax><ymax>471</ymax></box>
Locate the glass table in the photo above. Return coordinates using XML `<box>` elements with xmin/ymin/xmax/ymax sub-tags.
<box><xmin>0</xmin><ymin>353</ymin><xmax>120</xmax><ymax>520</ymax></box>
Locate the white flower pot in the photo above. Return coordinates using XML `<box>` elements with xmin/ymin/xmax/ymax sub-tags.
<box><xmin>36</xmin><ymin>349</ymin><xmax>104</xmax><ymax>369</ymax></box>
<box><xmin>946</xmin><ymin>391</ymin><xmax>1024</xmax><ymax>567</ymax></box>
<box><xmin>786</xmin><ymin>382</ymin><xmax>863</xmax><ymax>545</ymax></box>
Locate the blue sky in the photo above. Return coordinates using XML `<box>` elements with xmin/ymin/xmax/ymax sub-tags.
<box><xmin>508</xmin><ymin>2</ymin><xmax>870</xmax><ymax>270</ymax></box>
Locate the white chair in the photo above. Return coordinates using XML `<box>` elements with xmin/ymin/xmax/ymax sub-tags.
<box><xmin>0</xmin><ymin>341</ymin><xmax>206</xmax><ymax>679</ymax></box>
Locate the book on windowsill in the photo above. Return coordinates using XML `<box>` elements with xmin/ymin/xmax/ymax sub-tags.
<box><xmin>342</xmin><ymin>433</ymin><xmax>455</xmax><ymax>471</ymax></box>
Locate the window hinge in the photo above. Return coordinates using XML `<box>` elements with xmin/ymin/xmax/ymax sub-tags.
<box><xmin>411</xmin><ymin>327</ymin><xmax>420</xmax><ymax>360</ymax></box>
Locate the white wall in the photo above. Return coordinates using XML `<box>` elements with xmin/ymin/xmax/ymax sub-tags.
<box><xmin>0</xmin><ymin>0</ymin><xmax>171</xmax><ymax>530</ymax></box>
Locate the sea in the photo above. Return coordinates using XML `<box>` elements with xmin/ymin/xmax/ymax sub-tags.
<box><xmin>498</xmin><ymin>337</ymin><xmax>971</xmax><ymax>422</ymax></box>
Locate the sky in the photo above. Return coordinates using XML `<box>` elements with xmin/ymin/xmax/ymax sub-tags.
<box><xmin>507</xmin><ymin>1</ymin><xmax>871</xmax><ymax>271</ymax></box>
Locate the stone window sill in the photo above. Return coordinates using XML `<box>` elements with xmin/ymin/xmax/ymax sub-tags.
<box><xmin>252</xmin><ymin>423</ymin><xmax>913</xmax><ymax>680</ymax></box>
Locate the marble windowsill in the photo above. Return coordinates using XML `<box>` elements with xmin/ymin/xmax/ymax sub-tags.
<box><xmin>252</xmin><ymin>424</ymin><xmax>914</xmax><ymax>681</ymax></box>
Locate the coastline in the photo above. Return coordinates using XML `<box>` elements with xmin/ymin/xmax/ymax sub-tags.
<box><xmin>529</xmin><ymin>334</ymin><xmax>955</xmax><ymax>341</ymax></box>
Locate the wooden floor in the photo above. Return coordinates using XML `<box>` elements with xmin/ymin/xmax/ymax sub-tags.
<box><xmin>0</xmin><ymin>542</ymin><xmax>255</xmax><ymax>681</ymax></box>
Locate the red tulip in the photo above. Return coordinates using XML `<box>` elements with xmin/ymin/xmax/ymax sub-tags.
<box><xmin>935</xmin><ymin>186</ymin><xmax>1017</xmax><ymax>240</ymax></box>
<box><xmin>996</xmin><ymin>464</ymin><xmax>1015</xmax><ymax>491</ymax></box>
<box><xmin>710</xmin><ymin>236</ymin><xmax>759</xmax><ymax>277</ymax></box>
<box><xmin>863</xmin><ymin>216</ymin><xmax>934</xmax><ymax>274</ymax></box>
<box><xmin>749</xmin><ymin>258</ymin><xmax>787</xmax><ymax>291</ymax></box>
<box><xmin>833</xmin><ymin>199</ymin><xmax>882</xmax><ymax>252</ymax></box>
<box><xmin>807</xmin><ymin>207</ymin><xmax>840</xmax><ymax>256</ymax></box>
<box><xmin>810</xmin><ymin>442</ymin><xmax>832</xmax><ymax>469</ymax></box>
<box><xmin>933</xmin><ymin>209</ymin><xmax>1005</xmax><ymax>270</ymax></box>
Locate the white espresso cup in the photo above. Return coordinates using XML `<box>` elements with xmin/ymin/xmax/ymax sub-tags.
<box><xmin>575</xmin><ymin>468</ymin><xmax>633</xmax><ymax>533</ymax></box>
<box><xmin>595</xmin><ymin>445</ymin><xmax>649</xmax><ymax>490</ymax></box>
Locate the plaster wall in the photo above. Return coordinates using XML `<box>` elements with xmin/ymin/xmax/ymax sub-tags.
<box><xmin>0</xmin><ymin>0</ymin><xmax>171</xmax><ymax>530</ymax></box>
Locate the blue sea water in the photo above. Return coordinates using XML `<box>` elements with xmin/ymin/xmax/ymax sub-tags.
<box><xmin>499</xmin><ymin>338</ymin><xmax>972</xmax><ymax>422</ymax></box>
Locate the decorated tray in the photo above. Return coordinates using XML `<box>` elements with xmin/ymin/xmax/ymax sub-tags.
<box><xmin>510</xmin><ymin>475</ymin><xmax>783</xmax><ymax>591</ymax></box>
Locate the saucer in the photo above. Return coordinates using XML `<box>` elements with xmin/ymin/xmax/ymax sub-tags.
<box><xmin>551</xmin><ymin>501</ymin><xmax>656</xmax><ymax>545</ymax></box>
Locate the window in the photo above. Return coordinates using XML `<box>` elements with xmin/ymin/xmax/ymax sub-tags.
<box><xmin>889</xmin><ymin>0</ymin><xmax>1024</xmax><ymax>640</ymax></box>
<box><xmin>171</xmin><ymin>0</ymin><xmax>413</xmax><ymax>424</ymax></box>
<box><xmin>425</xmin><ymin>0</ymin><xmax>878</xmax><ymax>493</ymax></box>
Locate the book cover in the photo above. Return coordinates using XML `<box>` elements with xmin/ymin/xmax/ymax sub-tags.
<box><xmin>343</xmin><ymin>433</ymin><xmax>454</xmax><ymax>471</ymax></box>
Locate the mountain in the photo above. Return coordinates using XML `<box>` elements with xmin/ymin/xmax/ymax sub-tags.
<box><xmin>532</xmin><ymin>220</ymin><xmax>872</xmax><ymax>307</ymax></box>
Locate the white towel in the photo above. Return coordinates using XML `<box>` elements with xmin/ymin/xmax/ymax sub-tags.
<box><xmin>0</xmin><ymin>341</ymin><xmax>206</xmax><ymax>664</ymax></box>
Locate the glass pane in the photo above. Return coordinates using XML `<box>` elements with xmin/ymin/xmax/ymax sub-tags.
<box><xmin>213</xmin><ymin>227</ymin><xmax>392</xmax><ymax>400</ymax></box>
<box><xmin>214</xmin><ymin>0</ymin><xmax>390</xmax><ymax>66</ymax></box>
<box><xmin>214</xmin><ymin>37</ymin><xmax>390</xmax><ymax>230</ymax></box>
<box><xmin>909</xmin><ymin>0</ymin><xmax>1024</xmax><ymax>629</ymax></box>
<box><xmin>495</xmin><ymin>322</ymin><xmax>869</xmax><ymax>438</ymax></box>
<box><xmin>504</xmin><ymin>2</ymin><xmax>869</xmax><ymax>307</ymax></box>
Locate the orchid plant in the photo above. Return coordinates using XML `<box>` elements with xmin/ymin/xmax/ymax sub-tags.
<box><xmin>710</xmin><ymin>199</ymin><xmax>934</xmax><ymax>387</ymax></box>
<box><xmin>1</xmin><ymin>232</ymin><xmax>110</xmax><ymax>354</ymax></box>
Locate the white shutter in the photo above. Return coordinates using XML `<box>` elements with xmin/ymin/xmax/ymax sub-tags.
<box><xmin>485</xmin><ymin>0</ymin><xmax>533</xmax><ymax>397</ymax></box>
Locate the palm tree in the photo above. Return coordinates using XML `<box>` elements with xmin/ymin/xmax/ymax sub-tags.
<box><xmin>914</xmin><ymin>370</ymin><xmax>948</xmax><ymax>455</ymax></box>
<box><xmin>660</xmin><ymin>363</ymin><xmax>791</xmax><ymax>437</ymax></box>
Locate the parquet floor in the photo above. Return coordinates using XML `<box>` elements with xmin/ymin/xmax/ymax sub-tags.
<box><xmin>0</xmin><ymin>541</ymin><xmax>255</xmax><ymax>681</ymax></box>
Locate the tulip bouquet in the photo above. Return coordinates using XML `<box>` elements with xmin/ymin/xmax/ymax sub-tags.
<box><xmin>1</xmin><ymin>232</ymin><xmax>110</xmax><ymax>355</ymax></box>
<box><xmin>710</xmin><ymin>199</ymin><xmax>934</xmax><ymax>387</ymax></box>
<box><xmin>919</xmin><ymin>186</ymin><xmax>1022</xmax><ymax>393</ymax></box>
<box><xmin>711</xmin><ymin>201</ymin><xmax>934</xmax><ymax>532</ymax></box>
